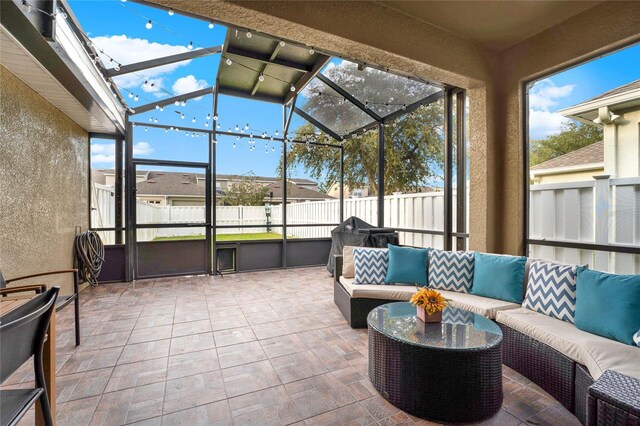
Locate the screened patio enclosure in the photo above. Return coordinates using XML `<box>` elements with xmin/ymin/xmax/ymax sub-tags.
<box><xmin>85</xmin><ymin>3</ymin><xmax>468</xmax><ymax>281</ymax></box>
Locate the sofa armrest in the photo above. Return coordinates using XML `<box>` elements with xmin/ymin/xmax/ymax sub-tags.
<box><xmin>334</xmin><ymin>255</ymin><xmax>343</xmax><ymax>284</ymax></box>
<box><xmin>587</xmin><ymin>369</ymin><xmax>640</xmax><ymax>424</ymax></box>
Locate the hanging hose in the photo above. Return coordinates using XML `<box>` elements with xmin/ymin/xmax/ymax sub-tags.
<box><xmin>74</xmin><ymin>230</ymin><xmax>105</xmax><ymax>287</ymax></box>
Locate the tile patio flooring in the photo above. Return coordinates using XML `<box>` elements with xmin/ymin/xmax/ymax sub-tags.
<box><xmin>5</xmin><ymin>267</ymin><xmax>581</xmax><ymax>425</ymax></box>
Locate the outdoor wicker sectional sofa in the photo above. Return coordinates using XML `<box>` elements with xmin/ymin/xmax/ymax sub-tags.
<box><xmin>333</xmin><ymin>252</ymin><xmax>640</xmax><ymax>425</ymax></box>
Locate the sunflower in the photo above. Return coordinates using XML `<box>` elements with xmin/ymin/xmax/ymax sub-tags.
<box><xmin>410</xmin><ymin>288</ymin><xmax>448</xmax><ymax>315</ymax></box>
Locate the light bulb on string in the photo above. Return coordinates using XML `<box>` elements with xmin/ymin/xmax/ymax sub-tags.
<box><xmin>22</xmin><ymin>1</ymin><xmax>32</xmax><ymax>13</ymax></box>
<box><xmin>114</xmin><ymin>64</ymin><xmax>121</xmax><ymax>71</ymax></box>
<box><xmin>290</xmin><ymin>84</ymin><xmax>296</xmax><ymax>92</ymax></box>
<box><xmin>217</xmin><ymin>124</ymin><xmax>220</xmax><ymax>129</ymax></box>
<box><xmin>145</xmin><ymin>20</ymin><xmax>153</xmax><ymax>30</ymax></box>
<box><xmin>133</xmin><ymin>94</ymin><xmax>139</xmax><ymax>101</ymax></box>
<box><xmin>275</xmin><ymin>130</ymin><xmax>279</xmax><ymax>136</ymax></box>
<box><xmin>174</xmin><ymin>100</ymin><xmax>180</xmax><ymax>106</ymax></box>
<box><xmin>154</xmin><ymin>118</ymin><xmax>158</xmax><ymax>123</ymax></box>
<box><xmin>128</xmin><ymin>92</ymin><xmax>133</xmax><ymax>99</ymax></box>
<box><xmin>192</xmin><ymin>117</ymin><xmax>196</xmax><ymax>123</ymax></box>
<box><xmin>148</xmin><ymin>117</ymin><xmax>153</xmax><ymax>122</ymax></box>
<box><xmin>187</xmin><ymin>41</ymin><xmax>193</xmax><ymax>50</ymax></box>
<box><xmin>168</xmin><ymin>8</ymin><xmax>174</xmax><ymax>16</ymax></box>
<box><xmin>181</xmin><ymin>100</ymin><xmax>186</xmax><ymax>107</ymax></box>
<box><xmin>144</xmin><ymin>127</ymin><xmax>148</xmax><ymax>132</ymax></box>
<box><xmin>309</xmin><ymin>47</ymin><xmax>314</xmax><ymax>55</ymax></box>
<box><xmin>225</xmin><ymin>58</ymin><xmax>232</xmax><ymax>66</ymax></box>
<box><xmin>279</xmin><ymin>40</ymin><xmax>286</xmax><ymax>47</ymax></box>
<box><xmin>181</xmin><ymin>114</ymin><xmax>185</xmax><ymax>119</ymax></box>
<box><xmin>233</xmin><ymin>142</ymin><xmax>236</xmax><ymax>149</ymax></box>
<box><xmin>205</xmin><ymin>122</ymin><xmax>209</xmax><ymax>127</ymax></box>
<box><xmin>235</xmin><ymin>125</ymin><xmax>239</xmax><ymax>131</ymax></box>
<box><xmin>246</xmin><ymin>30</ymin><xmax>252</xmax><ymax>38</ymax></box>
<box><xmin>213</xmin><ymin>115</ymin><xmax>218</xmax><ymax>121</ymax></box>
<box><xmin>206</xmin><ymin>114</ymin><xmax>211</xmax><ymax>120</ymax></box>
<box><xmin>155</xmin><ymin>105</ymin><xmax>160</xmax><ymax>110</ymax></box>
<box><xmin>159</xmin><ymin>106</ymin><xmax>164</xmax><ymax>112</ymax></box>
<box><xmin>272</xmin><ymin>146</ymin><xmax>275</xmax><ymax>152</ymax></box>
<box><xmin>245</xmin><ymin>124</ymin><xmax>249</xmax><ymax>130</ymax></box>
<box><xmin>208</xmin><ymin>21</ymin><xmax>214</xmax><ymax>29</ymax></box>
<box><xmin>258</xmin><ymin>73</ymin><xmax>265</xmax><ymax>82</ymax></box>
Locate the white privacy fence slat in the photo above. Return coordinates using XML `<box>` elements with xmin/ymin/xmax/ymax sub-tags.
<box><xmin>529</xmin><ymin>176</ymin><xmax>640</xmax><ymax>274</ymax></box>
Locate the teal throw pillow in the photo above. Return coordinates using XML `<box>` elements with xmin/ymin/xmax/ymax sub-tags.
<box><xmin>574</xmin><ymin>268</ymin><xmax>640</xmax><ymax>346</ymax></box>
<box><xmin>384</xmin><ymin>244</ymin><xmax>428</xmax><ymax>286</ymax></box>
<box><xmin>471</xmin><ymin>252</ymin><xmax>527</xmax><ymax>303</ymax></box>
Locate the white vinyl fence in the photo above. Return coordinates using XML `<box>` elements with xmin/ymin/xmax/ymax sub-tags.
<box><xmin>92</xmin><ymin>177</ymin><xmax>639</xmax><ymax>273</ymax></box>
<box><xmin>529</xmin><ymin>176</ymin><xmax>640</xmax><ymax>274</ymax></box>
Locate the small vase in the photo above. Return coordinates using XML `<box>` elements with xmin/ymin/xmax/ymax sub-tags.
<box><xmin>417</xmin><ymin>306</ymin><xmax>442</xmax><ymax>323</ymax></box>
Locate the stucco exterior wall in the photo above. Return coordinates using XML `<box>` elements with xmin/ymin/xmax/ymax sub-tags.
<box><xmin>605</xmin><ymin>109</ymin><xmax>640</xmax><ymax>178</ymax></box>
<box><xmin>0</xmin><ymin>66</ymin><xmax>89</xmax><ymax>294</ymax></box>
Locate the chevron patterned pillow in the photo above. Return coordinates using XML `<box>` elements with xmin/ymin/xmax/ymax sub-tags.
<box><xmin>634</xmin><ymin>330</ymin><xmax>640</xmax><ymax>347</ymax></box>
<box><xmin>427</xmin><ymin>249</ymin><xmax>474</xmax><ymax>293</ymax></box>
<box><xmin>353</xmin><ymin>248</ymin><xmax>388</xmax><ymax>285</ymax></box>
<box><xmin>523</xmin><ymin>260</ymin><xmax>577</xmax><ymax>323</ymax></box>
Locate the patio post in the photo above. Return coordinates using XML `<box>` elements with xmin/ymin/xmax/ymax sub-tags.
<box><xmin>455</xmin><ymin>90</ymin><xmax>467</xmax><ymax>250</ymax></box>
<box><xmin>340</xmin><ymin>145</ymin><xmax>344</xmax><ymax>224</ymax></box>
<box><xmin>282</xmin><ymin>104</ymin><xmax>288</xmax><ymax>268</ymax></box>
<box><xmin>115</xmin><ymin>134</ymin><xmax>124</xmax><ymax>245</ymax></box>
<box><xmin>377</xmin><ymin>122</ymin><xmax>384</xmax><ymax>228</ymax></box>
<box><xmin>124</xmin><ymin>114</ymin><xmax>135</xmax><ymax>281</ymax></box>
<box><xmin>444</xmin><ymin>89</ymin><xmax>454</xmax><ymax>250</ymax></box>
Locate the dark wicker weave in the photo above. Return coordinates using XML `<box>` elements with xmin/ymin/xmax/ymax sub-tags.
<box><xmin>576</xmin><ymin>363</ymin><xmax>596</xmax><ymax>425</ymax></box>
<box><xmin>498</xmin><ymin>323</ymin><xmax>576</xmax><ymax>412</ymax></box>
<box><xmin>586</xmin><ymin>370</ymin><xmax>640</xmax><ymax>426</ymax></box>
<box><xmin>368</xmin><ymin>304</ymin><xmax>503</xmax><ymax>423</ymax></box>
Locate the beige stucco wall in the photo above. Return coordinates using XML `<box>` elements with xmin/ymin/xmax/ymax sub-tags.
<box><xmin>531</xmin><ymin>169</ymin><xmax>605</xmax><ymax>185</ymax></box>
<box><xmin>0</xmin><ymin>66</ymin><xmax>89</xmax><ymax>295</ymax></box>
<box><xmin>148</xmin><ymin>0</ymin><xmax>640</xmax><ymax>255</ymax></box>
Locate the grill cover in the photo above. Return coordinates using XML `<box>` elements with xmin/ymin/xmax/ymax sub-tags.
<box><xmin>326</xmin><ymin>217</ymin><xmax>398</xmax><ymax>275</ymax></box>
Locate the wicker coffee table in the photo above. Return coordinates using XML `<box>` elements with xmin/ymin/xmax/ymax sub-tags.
<box><xmin>367</xmin><ymin>302</ymin><xmax>503</xmax><ymax>423</ymax></box>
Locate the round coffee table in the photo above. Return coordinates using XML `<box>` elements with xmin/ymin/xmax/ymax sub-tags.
<box><xmin>367</xmin><ymin>302</ymin><xmax>503</xmax><ymax>423</ymax></box>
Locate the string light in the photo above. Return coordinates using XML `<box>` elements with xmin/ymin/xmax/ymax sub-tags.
<box><xmin>187</xmin><ymin>41</ymin><xmax>193</xmax><ymax>50</ymax></box>
<box><xmin>245</xmin><ymin>124</ymin><xmax>249</xmax><ymax>130</ymax></box>
<box><xmin>208</xmin><ymin>21</ymin><xmax>214</xmax><ymax>29</ymax></box>
<box><xmin>213</xmin><ymin>115</ymin><xmax>218</xmax><ymax>121</ymax></box>
<box><xmin>309</xmin><ymin>47</ymin><xmax>315</xmax><ymax>55</ymax></box>
<box><xmin>290</xmin><ymin>84</ymin><xmax>296</xmax><ymax>92</ymax></box>
<box><xmin>128</xmin><ymin>92</ymin><xmax>133</xmax><ymax>99</ymax></box>
<box><xmin>246</xmin><ymin>30</ymin><xmax>252</xmax><ymax>38</ymax></box>
<box><xmin>145</xmin><ymin>20</ymin><xmax>153</xmax><ymax>29</ymax></box>
<box><xmin>133</xmin><ymin>94</ymin><xmax>139</xmax><ymax>101</ymax></box>
<box><xmin>167</xmin><ymin>8</ymin><xmax>174</xmax><ymax>16</ymax></box>
<box><xmin>258</xmin><ymin>73</ymin><xmax>265</xmax><ymax>82</ymax></box>
<box><xmin>181</xmin><ymin>100</ymin><xmax>187</xmax><ymax>107</ymax></box>
<box><xmin>192</xmin><ymin>117</ymin><xmax>196</xmax><ymax>123</ymax></box>
<box><xmin>225</xmin><ymin>58</ymin><xmax>232</xmax><ymax>66</ymax></box>
<box><xmin>206</xmin><ymin>114</ymin><xmax>211</xmax><ymax>120</ymax></box>
<box><xmin>279</xmin><ymin>40</ymin><xmax>286</xmax><ymax>47</ymax></box>
<box><xmin>174</xmin><ymin>100</ymin><xmax>180</xmax><ymax>106</ymax></box>
<box><xmin>21</xmin><ymin>1</ymin><xmax>32</xmax><ymax>13</ymax></box>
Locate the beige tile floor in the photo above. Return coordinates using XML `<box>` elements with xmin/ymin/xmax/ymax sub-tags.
<box><xmin>5</xmin><ymin>267</ymin><xmax>581</xmax><ymax>425</ymax></box>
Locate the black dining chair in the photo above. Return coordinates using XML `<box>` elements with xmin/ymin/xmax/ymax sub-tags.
<box><xmin>0</xmin><ymin>286</ymin><xmax>59</xmax><ymax>426</ymax></box>
<box><xmin>2</xmin><ymin>269</ymin><xmax>80</xmax><ymax>346</ymax></box>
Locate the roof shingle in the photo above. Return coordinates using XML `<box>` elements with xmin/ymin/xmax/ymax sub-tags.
<box><xmin>530</xmin><ymin>140</ymin><xmax>603</xmax><ymax>171</ymax></box>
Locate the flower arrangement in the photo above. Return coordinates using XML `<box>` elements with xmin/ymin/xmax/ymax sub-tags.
<box><xmin>410</xmin><ymin>287</ymin><xmax>448</xmax><ymax>322</ymax></box>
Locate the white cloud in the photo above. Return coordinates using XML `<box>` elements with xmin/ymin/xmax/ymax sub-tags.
<box><xmin>172</xmin><ymin>75</ymin><xmax>209</xmax><ymax>99</ymax></box>
<box><xmin>528</xmin><ymin>78</ymin><xmax>575</xmax><ymax>139</ymax></box>
<box><xmin>91</xmin><ymin>35</ymin><xmax>191</xmax><ymax>91</ymax></box>
<box><xmin>91</xmin><ymin>142</ymin><xmax>154</xmax><ymax>166</ymax></box>
<box><xmin>529</xmin><ymin>110</ymin><xmax>571</xmax><ymax>138</ymax></box>
<box><xmin>529</xmin><ymin>79</ymin><xmax>575</xmax><ymax>111</ymax></box>
<box><xmin>133</xmin><ymin>142</ymin><xmax>154</xmax><ymax>156</ymax></box>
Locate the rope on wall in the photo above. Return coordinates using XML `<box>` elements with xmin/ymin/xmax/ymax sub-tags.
<box><xmin>74</xmin><ymin>230</ymin><xmax>105</xmax><ymax>287</ymax></box>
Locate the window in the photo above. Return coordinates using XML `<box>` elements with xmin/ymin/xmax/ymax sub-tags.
<box><xmin>525</xmin><ymin>43</ymin><xmax>640</xmax><ymax>273</ymax></box>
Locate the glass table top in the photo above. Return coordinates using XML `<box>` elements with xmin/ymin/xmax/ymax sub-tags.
<box><xmin>367</xmin><ymin>302</ymin><xmax>502</xmax><ymax>350</ymax></box>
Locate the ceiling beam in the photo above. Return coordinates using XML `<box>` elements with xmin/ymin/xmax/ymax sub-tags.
<box><xmin>381</xmin><ymin>90</ymin><xmax>445</xmax><ymax>122</ymax></box>
<box><xmin>294</xmin><ymin>107</ymin><xmax>342</xmax><ymax>141</ymax></box>
<box><xmin>316</xmin><ymin>74</ymin><xmax>382</xmax><ymax>122</ymax></box>
<box><xmin>284</xmin><ymin>54</ymin><xmax>332</xmax><ymax>106</ymax></box>
<box><xmin>226</xmin><ymin>45</ymin><xmax>311</xmax><ymax>72</ymax></box>
<box><xmin>217</xmin><ymin>86</ymin><xmax>283</xmax><ymax>104</ymax></box>
<box><xmin>106</xmin><ymin>45</ymin><xmax>222</xmax><ymax>77</ymax></box>
<box><xmin>132</xmin><ymin>87</ymin><xmax>214</xmax><ymax>114</ymax></box>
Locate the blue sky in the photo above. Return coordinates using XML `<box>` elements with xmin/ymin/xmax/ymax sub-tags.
<box><xmin>74</xmin><ymin>0</ymin><xmax>640</xmax><ymax>177</ymax></box>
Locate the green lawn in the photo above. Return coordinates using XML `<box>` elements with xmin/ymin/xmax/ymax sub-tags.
<box><xmin>153</xmin><ymin>232</ymin><xmax>293</xmax><ymax>242</ymax></box>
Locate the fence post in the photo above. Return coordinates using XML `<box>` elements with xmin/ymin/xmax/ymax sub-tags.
<box><xmin>593</xmin><ymin>175</ymin><xmax>611</xmax><ymax>271</ymax></box>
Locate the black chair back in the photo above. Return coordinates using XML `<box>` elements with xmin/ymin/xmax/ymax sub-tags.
<box><xmin>0</xmin><ymin>287</ymin><xmax>59</xmax><ymax>383</ymax></box>
<box><xmin>0</xmin><ymin>271</ymin><xmax>5</xmax><ymax>289</ymax></box>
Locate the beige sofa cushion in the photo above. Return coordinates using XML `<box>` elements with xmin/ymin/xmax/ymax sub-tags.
<box><xmin>342</xmin><ymin>246</ymin><xmax>356</xmax><ymax>278</ymax></box>
<box><xmin>496</xmin><ymin>308</ymin><xmax>640</xmax><ymax>380</ymax></box>
<box><xmin>339</xmin><ymin>278</ymin><xmax>520</xmax><ymax>319</ymax></box>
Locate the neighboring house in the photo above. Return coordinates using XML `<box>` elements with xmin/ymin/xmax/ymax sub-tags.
<box><xmin>326</xmin><ymin>183</ymin><xmax>370</xmax><ymax>199</ymax></box>
<box><xmin>91</xmin><ymin>169</ymin><xmax>333</xmax><ymax>206</ymax></box>
<box><xmin>530</xmin><ymin>79</ymin><xmax>640</xmax><ymax>184</ymax></box>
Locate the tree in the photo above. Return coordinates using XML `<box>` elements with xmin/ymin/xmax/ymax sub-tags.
<box><xmin>223</xmin><ymin>174</ymin><xmax>269</xmax><ymax>206</ymax></box>
<box><xmin>283</xmin><ymin>62</ymin><xmax>445</xmax><ymax>195</ymax></box>
<box><xmin>530</xmin><ymin>121</ymin><xmax>602</xmax><ymax>166</ymax></box>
